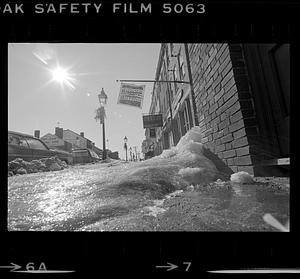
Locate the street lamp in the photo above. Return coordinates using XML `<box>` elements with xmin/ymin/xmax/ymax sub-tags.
<box><xmin>129</xmin><ymin>147</ymin><xmax>132</xmax><ymax>161</ymax></box>
<box><xmin>133</xmin><ymin>146</ymin><xmax>137</xmax><ymax>161</ymax></box>
<box><xmin>97</xmin><ymin>88</ymin><xmax>108</xmax><ymax>160</ymax></box>
<box><xmin>124</xmin><ymin>136</ymin><xmax>128</xmax><ymax>162</ymax></box>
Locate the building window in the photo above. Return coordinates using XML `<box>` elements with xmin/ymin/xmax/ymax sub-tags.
<box><xmin>173</xmin><ymin>65</ymin><xmax>178</xmax><ymax>81</ymax></box>
<box><xmin>178</xmin><ymin>51</ymin><xmax>186</xmax><ymax>80</ymax></box>
<box><xmin>173</xmin><ymin>65</ymin><xmax>178</xmax><ymax>93</ymax></box>
<box><xmin>183</xmin><ymin>103</ymin><xmax>191</xmax><ymax>132</ymax></box>
<box><xmin>169</xmin><ymin>131</ymin><xmax>174</xmax><ymax>147</ymax></box>
<box><xmin>179</xmin><ymin>110</ymin><xmax>186</xmax><ymax>136</ymax></box>
<box><xmin>170</xmin><ymin>43</ymin><xmax>174</xmax><ymax>55</ymax></box>
<box><xmin>150</xmin><ymin>128</ymin><xmax>156</xmax><ymax>138</ymax></box>
<box><xmin>163</xmin><ymin>132</ymin><xmax>170</xmax><ymax>150</ymax></box>
<box><xmin>166</xmin><ymin>46</ymin><xmax>170</xmax><ymax>67</ymax></box>
<box><xmin>179</xmin><ymin>97</ymin><xmax>193</xmax><ymax>136</ymax></box>
<box><xmin>168</xmin><ymin>87</ymin><xmax>173</xmax><ymax>103</ymax></box>
<box><xmin>163</xmin><ymin>60</ymin><xmax>167</xmax><ymax>78</ymax></box>
<box><xmin>183</xmin><ymin>97</ymin><xmax>193</xmax><ymax>131</ymax></box>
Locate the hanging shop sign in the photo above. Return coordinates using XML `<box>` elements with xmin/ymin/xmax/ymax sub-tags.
<box><xmin>142</xmin><ymin>113</ymin><xmax>163</xmax><ymax>128</ymax></box>
<box><xmin>117</xmin><ymin>83</ymin><xmax>145</xmax><ymax>109</ymax></box>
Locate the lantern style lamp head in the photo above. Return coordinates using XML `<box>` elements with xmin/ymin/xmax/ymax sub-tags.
<box><xmin>98</xmin><ymin>88</ymin><xmax>108</xmax><ymax>106</ymax></box>
<box><xmin>124</xmin><ymin>136</ymin><xmax>128</xmax><ymax>143</ymax></box>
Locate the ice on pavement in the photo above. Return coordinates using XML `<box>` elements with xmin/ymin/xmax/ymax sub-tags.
<box><xmin>230</xmin><ymin>171</ymin><xmax>254</xmax><ymax>184</ymax></box>
<box><xmin>144</xmin><ymin>205</ymin><xmax>166</xmax><ymax>217</ymax></box>
<box><xmin>166</xmin><ymin>190</ymin><xmax>184</xmax><ymax>199</ymax></box>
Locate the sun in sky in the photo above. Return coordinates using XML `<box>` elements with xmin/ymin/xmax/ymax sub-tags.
<box><xmin>50</xmin><ymin>65</ymin><xmax>76</xmax><ymax>90</ymax></box>
<box><xmin>51</xmin><ymin>66</ymin><xmax>68</xmax><ymax>82</ymax></box>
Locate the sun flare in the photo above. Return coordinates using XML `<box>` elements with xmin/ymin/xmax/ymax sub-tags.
<box><xmin>50</xmin><ymin>66</ymin><xmax>76</xmax><ymax>90</ymax></box>
<box><xmin>51</xmin><ymin>67</ymin><xmax>69</xmax><ymax>83</ymax></box>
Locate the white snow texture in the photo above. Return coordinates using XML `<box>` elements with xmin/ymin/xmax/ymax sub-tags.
<box><xmin>230</xmin><ymin>171</ymin><xmax>254</xmax><ymax>184</ymax></box>
<box><xmin>158</xmin><ymin>126</ymin><xmax>218</xmax><ymax>185</ymax></box>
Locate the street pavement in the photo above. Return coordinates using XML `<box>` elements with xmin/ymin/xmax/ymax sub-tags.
<box><xmin>8</xmin><ymin>161</ymin><xmax>289</xmax><ymax>231</ymax></box>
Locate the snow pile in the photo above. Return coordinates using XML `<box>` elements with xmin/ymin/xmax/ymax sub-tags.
<box><xmin>177</xmin><ymin>126</ymin><xmax>203</xmax><ymax>146</ymax></box>
<box><xmin>215</xmin><ymin>179</ymin><xmax>226</xmax><ymax>186</ymax></box>
<box><xmin>8</xmin><ymin>156</ymin><xmax>68</xmax><ymax>176</ymax></box>
<box><xmin>230</xmin><ymin>171</ymin><xmax>254</xmax><ymax>184</ymax></box>
<box><xmin>159</xmin><ymin>126</ymin><xmax>203</xmax><ymax>159</ymax></box>
<box><xmin>160</xmin><ymin>147</ymin><xmax>177</xmax><ymax>159</ymax></box>
<box><xmin>115</xmin><ymin>126</ymin><xmax>224</xmax><ymax>196</ymax></box>
<box><xmin>164</xmin><ymin>126</ymin><xmax>218</xmax><ymax>185</ymax></box>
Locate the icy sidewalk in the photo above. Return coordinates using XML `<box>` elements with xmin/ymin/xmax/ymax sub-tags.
<box><xmin>82</xmin><ymin>176</ymin><xmax>289</xmax><ymax>231</ymax></box>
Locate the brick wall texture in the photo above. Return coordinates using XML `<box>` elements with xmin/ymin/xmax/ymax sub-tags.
<box><xmin>188</xmin><ymin>43</ymin><xmax>259</xmax><ymax>174</ymax></box>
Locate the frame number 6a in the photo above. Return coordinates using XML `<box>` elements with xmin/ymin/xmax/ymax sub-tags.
<box><xmin>26</xmin><ymin>262</ymin><xmax>47</xmax><ymax>272</ymax></box>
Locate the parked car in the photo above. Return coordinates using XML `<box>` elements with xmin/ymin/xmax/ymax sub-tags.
<box><xmin>72</xmin><ymin>148</ymin><xmax>101</xmax><ymax>164</ymax></box>
<box><xmin>8</xmin><ymin>131</ymin><xmax>73</xmax><ymax>164</ymax></box>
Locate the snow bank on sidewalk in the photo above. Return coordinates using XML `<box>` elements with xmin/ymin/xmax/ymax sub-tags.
<box><xmin>8</xmin><ymin>156</ymin><xmax>68</xmax><ymax>176</ymax></box>
<box><xmin>159</xmin><ymin>126</ymin><xmax>203</xmax><ymax>159</ymax></box>
<box><xmin>112</xmin><ymin>126</ymin><xmax>232</xmax><ymax>197</ymax></box>
<box><xmin>230</xmin><ymin>171</ymin><xmax>254</xmax><ymax>184</ymax></box>
<box><xmin>159</xmin><ymin>126</ymin><xmax>218</xmax><ymax>185</ymax></box>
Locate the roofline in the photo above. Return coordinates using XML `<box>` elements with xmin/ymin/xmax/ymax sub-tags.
<box><xmin>64</xmin><ymin>129</ymin><xmax>103</xmax><ymax>150</ymax></box>
<box><xmin>40</xmin><ymin>133</ymin><xmax>55</xmax><ymax>138</ymax></box>
<box><xmin>64</xmin><ymin>129</ymin><xmax>90</xmax><ymax>141</ymax></box>
<box><xmin>8</xmin><ymin>130</ymin><xmax>36</xmax><ymax>138</ymax></box>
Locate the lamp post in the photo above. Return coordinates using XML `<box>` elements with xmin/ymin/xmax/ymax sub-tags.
<box><xmin>129</xmin><ymin>147</ymin><xmax>132</xmax><ymax>161</ymax></box>
<box><xmin>124</xmin><ymin>136</ymin><xmax>128</xmax><ymax>162</ymax></box>
<box><xmin>97</xmin><ymin>88</ymin><xmax>108</xmax><ymax>161</ymax></box>
<box><xmin>133</xmin><ymin>146</ymin><xmax>137</xmax><ymax>161</ymax></box>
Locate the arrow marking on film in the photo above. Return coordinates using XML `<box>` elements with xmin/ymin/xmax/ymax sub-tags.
<box><xmin>156</xmin><ymin>262</ymin><xmax>178</xmax><ymax>271</ymax></box>
<box><xmin>0</xmin><ymin>263</ymin><xmax>21</xmax><ymax>272</ymax></box>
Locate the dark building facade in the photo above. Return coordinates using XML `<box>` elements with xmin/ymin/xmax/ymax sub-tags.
<box><xmin>144</xmin><ymin>43</ymin><xmax>197</xmax><ymax>158</ymax></box>
<box><xmin>146</xmin><ymin>43</ymin><xmax>290</xmax><ymax>175</ymax></box>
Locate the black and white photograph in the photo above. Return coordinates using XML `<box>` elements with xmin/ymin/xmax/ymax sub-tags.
<box><xmin>7</xmin><ymin>43</ymin><xmax>290</xmax><ymax>232</ymax></box>
<box><xmin>1</xmin><ymin>0</ymin><xmax>298</xmax><ymax>277</ymax></box>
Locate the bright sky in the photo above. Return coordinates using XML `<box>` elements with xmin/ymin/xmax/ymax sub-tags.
<box><xmin>8</xmin><ymin>43</ymin><xmax>161</xmax><ymax>159</ymax></box>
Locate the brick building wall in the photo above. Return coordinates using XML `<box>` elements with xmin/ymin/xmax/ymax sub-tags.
<box><xmin>188</xmin><ymin>43</ymin><xmax>259</xmax><ymax>174</ymax></box>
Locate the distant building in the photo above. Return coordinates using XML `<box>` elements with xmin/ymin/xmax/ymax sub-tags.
<box><xmin>41</xmin><ymin>133</ymin><xmax>72</xmax><ymax>152</ymax></box>
<box><xmin>41</xmin><ymin>127</ymin><xmax>119</xmax><ymax>160</ymax></box>
<box><xmin>42</xmin><ymin>127</ymin><xmax>102</xmax><ymax>157</ymax></box>
<box><xmin>61</xmin><ymin>129</ymin><xmax>93</xmax><ymax>149</ymax></box>
<box><xmin>143</xmin><ymin>43</ymin><xmax>194</xmax><ymax>158</ymax></box>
